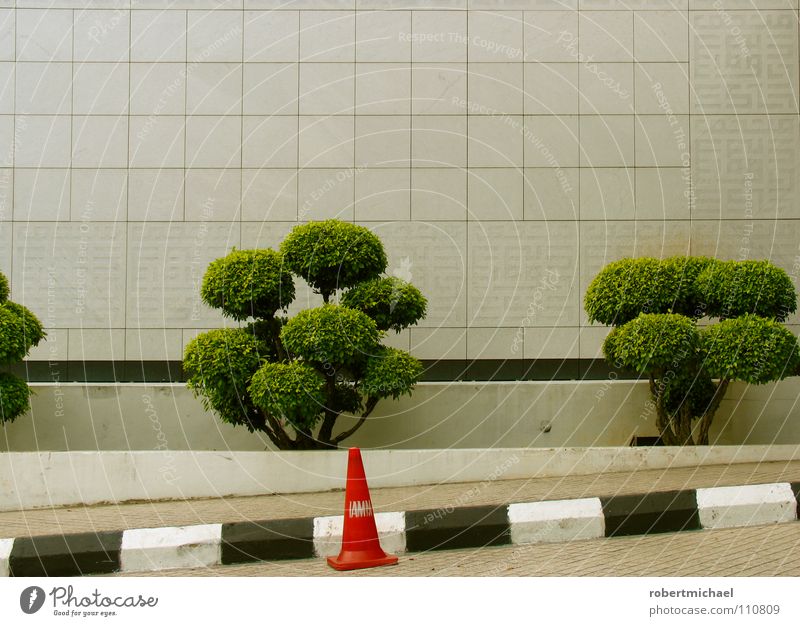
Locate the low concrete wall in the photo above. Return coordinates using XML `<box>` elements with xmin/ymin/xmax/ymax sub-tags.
<box><xmin>2</xmin><ymin>380</ymin><xmax>800</xmax><ymax>452</ymax></box>
<box><xmin>3</xmin><ymin>446</ymin><xmax>800</xmax><ymax>511</ymax></box>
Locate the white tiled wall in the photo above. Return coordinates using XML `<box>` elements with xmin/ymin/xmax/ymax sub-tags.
<box><xmin>1</xmin><ymin>1</ymin><xmax>798</xmax><ymax>362</ymax></box>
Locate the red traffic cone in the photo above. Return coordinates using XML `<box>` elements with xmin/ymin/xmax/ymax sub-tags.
<box><xmin>327</xmin><ymin>447</ymin><xmax>399</xmax><ymax>571</ymax></box>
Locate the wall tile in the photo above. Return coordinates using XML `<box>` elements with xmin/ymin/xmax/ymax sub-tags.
<box><xmin>185</xmin><ymin>169</ymin><xmax>241</xmax><ymax>222</ymax></box>
<box><xmin>242</xmin><ymin>168</ymin><xmax>298</xmax><ymax>221</ymax></box>
<box><xmin>187</xmin><ymin>63</ymin><xmax>243</xmax><ymax>115</ymax></box>
<box><xmin>73</xmin><ymin>63</ymin><xmax>129</xmax><ymax>115</ymax></box>
<box><xmin>300</xmin><ymin>10</ymin><xmax>355</xmax><ymax>61</ymax></box>
<box><xmin>468</xmin><ymin>11</ymin><xmax>524</xmax><ymax>61</ymax></box>
<box><xmin>411</xmin><ymin>115</ymin><xmax>467</xmax><ymax>167</ymax></box>
<box><xmin>635</xmin><ymin>167</ymin><xmax>691</xmax><ymax>220</ymax></box>
<box><xmin>468</xmin><ymin>168</ymin><xmax>524</xmax><ymax>220</ymax></box>
<box><xmin>71</xmin><ymin>169</ymin><xmax>127</xmax><ymax>221</ymax></box>
<box><xmin>299</xmin><ymin>62</ymin><xmax>354</xmax><ymax>114</ymax></box>
<box><xmin>73</xmin><ymin>9</ymin><xmax>130</xmax><ymax>62</ymax></box>
<box><xmin>242</xmin><ymin>116</ymin><xmax>298</xmax><ymax>167</ymax></box>
<box><xmin>523</xmin><ymin>11</ymin><xmax>578</xmax><ymax>62</ymax></box>
<box><xmin>523</xmin><ymin>115</ymin><xmax>579</xmax><ymax>167</ymax></box>
<box><xmin>244</xmin><ymin>10</ymin><xmax>299</xmax><ymax>62</ymax></box>
<box><xmin>524</xmin><ymin>327</ymin><xmax>579</xmax><ymax>360</ymax></box>
<box><xmin>131</xmin><ymin>10</ymin><xmax>186</xmax><ymax>62</ymax></box>
<box><xmin>298</xmin><ymin>167</ymin><xmax>354</xmax><ymax>220</ymax></box>
<box><xmin>411</xmin><ymin>62</ymin><xmax>467</xmax><ymax>114</ymax></box>
<box><xmin>355</xmin><ymin>115</ymin><xmax>410</xmax><ymax>168</ymax></box>
<box><xmin>16</xmin><ymin>8</ymin><xmax>73</xmax><ymax>61</ymax></box>
<box><xmin>467</xmin><ymin>327</ymin><xmax>522</xmax><ymax>359</ymax></box>
<box><xmin>467</xmin><ymin>62</ymin><xmax>523</xmax><ymax>114</ymax></box>
<box><xmin>15</xmin><ymin>115</ymin><xmax>71</xmax><ymax>167</ymax></box>
<box><xmin>0</xmin><ymin>169</ymin><xmax>11</xmax><ymax>220</ymax></box>
<box><xmin>579</xmin><ymin>115</ymin><xmax>634</xmax><ymax>166</ymax></box>
<box><xmin>523</xmin><ymin>167</ymin><xmax>579</xmax><ymax>220</ymax></box>
<box><xmin>186</xmin><ymin>116</ymin><xmax>242</xmax><ymax>168</ymax></box>
<box><xmin>299</xmin><ymin>115</ymin><xmax>354</xmax><ymax>167</ymax></box>
<box><xmin>579</xmin><ymin>10</ymin><xmax>633</xmax><ymax>61</ymax></box>
<box><xmin>579</xmin><ymin>63</ymin><xmax>633</xmax><ymax>114</ymax></box>
<box><xmin>411</xmin><ymin>167</ymin><xmax>467</xmax><ymax>220</ymax></box>
<box><xmin>14</xmin><ymin>168</ymin><xmax>70</xmax><ymax>221</ymax></box>
<box><xmin>354</xmin><ymin>168</ymin><xmax>410</xmax><ymax>221</ymax></box>
<box><xmin>411</xmin><ymin>11</ymin><xmax>468</xmax><ymax>62</ymax></box>
<box><xmin>68</xmin><ymin>328</ymin><xmax>125</xmax><ymax>361</ymax></box>
<box><xmin>580</xmin><ymin>167</ymin><xmax>635</xmax><ymax>220</ymax></box>
<box><xmin>125</xmin><ymin>329</ymin><xmax>183</xmax><ymax>361</ymax></box>
<box><xmin>355</xmin><ymin>63</ymin><xmax>410</xmax><ymax>115</ymax></box>
<box><xmin>634</xmin><ymin>10</ymin><xmax>688</xmax><ymax>62</ymax></box>
<box><xmin>72</xmin><ymin>115</ymin><xmax>129</xmax><ymax>167</ymax></box>
<box><xmin>129</xmin><ymin>116</ymin><xmax>185</xmax><ymax>168</ymax></box>
<box><xmin>634</xmin><ymin>63</ymin><xmax>688</xmax><ymax>114</ymax></box>
<box><xmin>243</xmin><ymin>63</ymin><xmax>298</xmax><ymax>115</ymax></box>
<box><xmin>0</xmin><ymin>62</ymin><xmax>11</xmax><ymax>114</ymax></box>
<box><xmin>523</xmin><ymin>63</ymin><xmax>578</xmax><ymax>115</ymax></box>
<box><xmin>127</xmin><ymin>169</ymin><xmax>184</xmax><ymax>221</ymax></box>
<box><xmin>16</xmin><ymin>62</ymin><xmax>73</xmax><ymax>115</ymax></box>
<box><xmin>187</xmin><ymin>10</ymin><xmax>243</xmax><ymax>63</ymax></box>
<box><xmin>0</xmin><ymin>9</ymin><xmax>13</xmax><ymax>61</ymax></box>
<box><xmin>635</xmin><ymin>114</ymin><xmax>689</xmax><ymax>167</ymax></box>
<box><xmin>130</xmin><ymin>63</ymin><xmax>186</xmax><ymax>115</ymax></box>
<box><xmin>356</xmin><ymin>9</ymin><xmax>411</xmax><ymax>62</ymax></box>
<box><xmin>468</xmin><ymin>115</ymin><xmax>524</xmax><ymax>167</ymax></box>
<box><xmin>410</xmin><ymin>327</ymin><xmax>467</xmax><ymax>359</ymax></box>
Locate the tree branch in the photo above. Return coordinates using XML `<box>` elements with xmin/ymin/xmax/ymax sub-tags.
<box><xmin>698</xmin><ymin>379</ymin><xmax>729</xmax><ymax>445</ymax></box>
<box><xmin>332</xmin><ymin>396</ymin><xmax>379</xmax><ymax>445</ymax></box>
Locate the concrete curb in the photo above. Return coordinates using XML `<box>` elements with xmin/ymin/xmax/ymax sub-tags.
<box><xmin>2</xmin><ymin>481</ymin><xmax>799</xmax><ymax>576</ymax></box>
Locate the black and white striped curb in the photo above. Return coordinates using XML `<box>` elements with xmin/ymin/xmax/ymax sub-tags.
<box><xmin>2</xmin><ymin>481</ymin><xmax>799</xmax><ymax>576</ymax></box>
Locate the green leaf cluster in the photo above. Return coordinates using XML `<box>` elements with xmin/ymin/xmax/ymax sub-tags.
<box><xmin>696</xmin><ymin>260</ymin><xmax>796</xmax><ymax>321</ymax></box>
<box><xmin>184</xmin><ymin>328</ymin><xmax>264</xmax><ymax>431</ymax></box>
<box><xmin>363</xmin><ymin>347</ymin><xmax>423</xmax><ymax>400</ymax></box>
<box><xmin>280</xmin><ymin>220</ymin><xmax>387</xmax><ymax>299</ymax></box>
<box><xmin>281</xmin><ymin>304</ymin><xmax>379</xmax><ymax>365</ymax></box>
<box><xmin>201</xmin><ymin>248</ymin><xmax>295</xmax><ymax>320</ymax></box>
<box><xmin>341</xmin><ymin>277</ymin><xmax>427</xmax><ymax>332</ymax></box>
<box><xmin>585</xmin><ymin>256</ymin><xmax>716</xmax><ymax>326</ymax></box>
<box><xmin>604</xmin><ymin>313</ymin><xmax>698</xmax><ymax>373</ymax></box>
<box><xmin>700</xmin><ymin>314</ymin><xmax>800</xmax><ymax>384</ymax></box>
<box><xmin>248</xmin><ymin>362</ymin><xmax>325</xmax><ymax>430</ymax></box>
<box><xmin>0</xmin><ymin>271</ymin><xmax>45</xmax><ymax>423</ymax></box>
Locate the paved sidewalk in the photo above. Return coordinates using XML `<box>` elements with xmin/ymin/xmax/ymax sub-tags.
<box><xmin>117</xmin><ymin>523</ymin><xmax>800</xmax><ymax>577</ymax></box>
<box><xmin>2</xmin><ymin>460</ymin><xmax>799</xmax><ymax>538</ymax></box>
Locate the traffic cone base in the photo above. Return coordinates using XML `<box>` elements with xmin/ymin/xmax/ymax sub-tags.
<box><xmin>326</xmin><ymin>552</ymin><xmax>398</xmax><ymax>572</ymax></box>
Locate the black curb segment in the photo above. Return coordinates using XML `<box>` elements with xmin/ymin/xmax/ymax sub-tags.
<box><xmin>9</xmin><ymin>532</ymin><xmax>122</xmax><ymax>577</ymax></box>
<box><xmin>791</xmin><ymin>482</ymin><xmax>800</xmax><ymax>519</ymax></box>
<box><xmin>405</xmin><ymin>505</ymin><xmax>511</xmax><ymax>552</ymax></box>
<box><xmin>601</xmin><ymin>490</ymin><xmax>701</xmax><ymax>537</ymax></box>
<box><xmin>221</xmin><ymin>518</ymin><xmax>315</xmax><ymax>565</ymax></box>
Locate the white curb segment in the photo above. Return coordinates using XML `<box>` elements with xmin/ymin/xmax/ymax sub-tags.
<box><xmin>121</xmin><ymin>524</ymin><xmax>223</xmax><ymax>572</ymax></box>
<box><xmin>695</xmin><ymin>483</ymin><xmax>797</xmax><ymax>530</ymax></box>
<box><xmin>313</xmin><ymin>512</ymin><xmax>406</xmax><ymax>558</ymax></box>
<box><xmin>508</xmin><ymin>498</ymin><xmax>605</xmax><ymax>545</ymax></box>
<box><xmin>0</xmin><ymin>538</ymin><xmax>12</xmax><ymax>577</ymax></box>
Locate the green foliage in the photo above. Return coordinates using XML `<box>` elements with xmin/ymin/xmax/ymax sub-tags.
<box><xmin>184</xmin><ymin>328</ymin><xmax>264</xmax><ymax>431</ymax></box>
<box><xmin>700</xmin><ymin>314</ymin><xmax>800</xmax><ymax>384</ymax></box>
<box><xmin>281</xmin><ymin>304</ymin><xmax>379</xmax><ymax>365</ymax></box>
<box><xmin>603</xmin><ymin>313</ymin><xmax>698</xmax><ymax>373</ymax></box>
<box><xmin>0</xmin><ymin>272</ymin><xmax>8</xmax><ymax>303</ymax></box>
<box><xmin>0</xmin><ymin>302</ymin><xmax>45</xmax><ymax>364</ymax></box>
<box><xmin>697</xmin><ymin>260</ymin><xmax>796</xmax><ymax>321</ymax></box>
<box><xmin>201</xmin><ymin>249</ymin><xmax>295</xmax><ymax>320</ymax></box>
<box><xmin>0</xmin><ymin>372</ymin><xmax>32</xmax><ymax>423</ymax></box>
<box><xmin>585</xmin><ymin>257</ymin><xmax>717</xmax><ymax>326</ymax></box>
<box><xmin>362</xmin><ymin>347</ymin><xmax>423</xmax><ymax>400</ymax></box>
<box><xmin>280</xmin><ymin>221</ymin><xmax>387</xmax><ymax>299</ymax></box>
<box><xmin>341</xmin><ymin>277</ymin><xmax>427</xmax><ymax>332</ymax></box>
<box><xmin>249</xmin><ymin>362</ymin><xmax>325</xmax><ymax>431</ymax></box>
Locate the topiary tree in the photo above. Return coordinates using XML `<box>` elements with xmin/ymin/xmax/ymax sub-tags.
<box><xmin>185</xmin><ymin>220</ymin><xmax>427</xmax><ymax>450</ymax></box>
<box><xmin>0</xmin><ymin>271</ymin><xmax>46</xmax><ymax>423</ymax></box>
<box><xmin>585</xmin><ymin>257</ymin><xmax>800</xmax><ymax>445</ymax></box>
